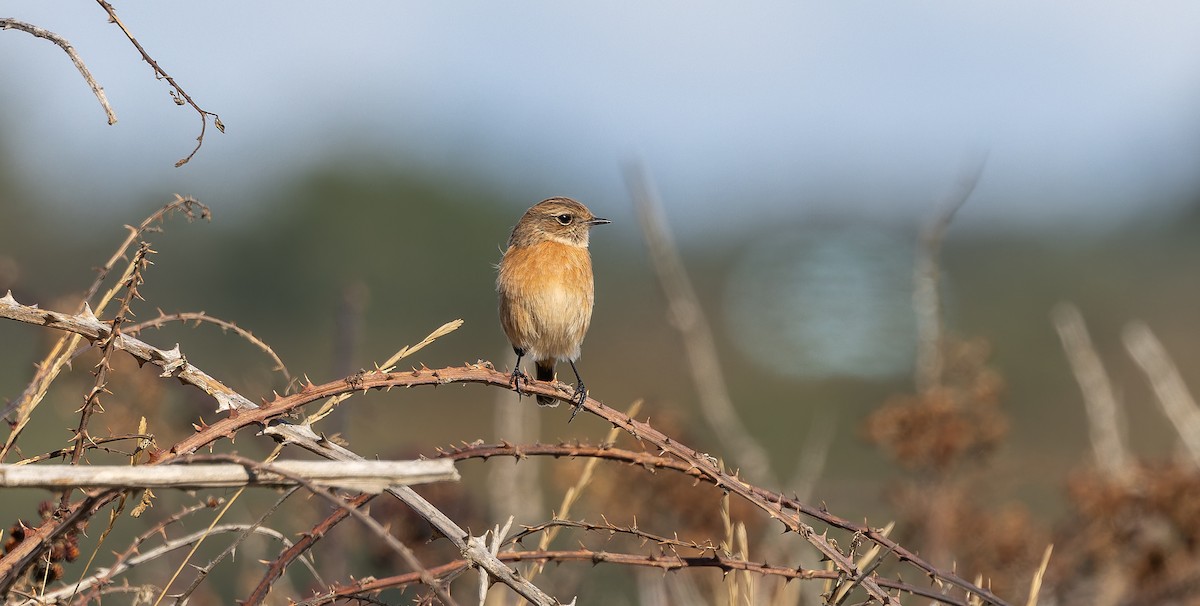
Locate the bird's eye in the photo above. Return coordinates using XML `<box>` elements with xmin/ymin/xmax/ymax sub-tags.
<box><xmin>556</xmin><ymin>214</ymin><xmax>572</xmax><ymax>225</ymax></box>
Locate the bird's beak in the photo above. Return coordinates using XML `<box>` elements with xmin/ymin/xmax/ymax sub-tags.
<box><xmin>588</xmin><ymin>217</ymin><xmax>612</xmax><ymax>226</ymax></box>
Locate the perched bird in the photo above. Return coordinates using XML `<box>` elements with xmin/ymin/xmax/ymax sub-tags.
<box><xmin>497</xmin><ymin>197</ymin><xmax>609</xmax><ymax>417</ymax></box>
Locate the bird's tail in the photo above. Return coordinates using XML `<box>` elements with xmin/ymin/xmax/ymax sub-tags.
<box><xmin>535</xmin><ymin>361</ymin><xmax>557</xmax><ymax>406</ymax></box>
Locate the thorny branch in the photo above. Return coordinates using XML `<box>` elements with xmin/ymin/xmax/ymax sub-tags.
<box><xmin>508</xmin><ymin>517</ymin><xmax>721</xmax><ymax>555</ymax></box>
<box><xmin>0</xmin><ymin>18</ymin><xmax>117</xmax><ymax>124</ymax></box>
<box><xmin>93</xmin><ymin>0</ymin><xmax>224</xmax><ymax>166</ymax></box>
<box><xmin>63</xmin><ymin>242</ymin><xmax>152</xmax><ymax>502</ymax></box>
<box><xmin>435</xmin><ymin>441</ymin><xmax>1007</xmax><ymax>604</ymax></box>
<box><xmin>244</xmin><ymin>493</ymin><xmax>376</xmax><ymax>606</ymax></box>
<box><xmin>0</xmin><ymin>300</ymin><xmax>557</xmax><ymax>605</ymax></box>
<box><xmin>25</xmin><ymin>524</ymin><xmax>298</xmax><ymax>605</ymax></box>
<box><xmin>123</xmin><ymin>310</ymin><xmax>292</xmax><ymax>383</ymax></box>
<box><xmin>0</xmin><ymin>294</ymin><xmax>1010</xmax><ymax>605</ymax></box>
<box><xmin>14</xmin><ymin>434</ymin><xmax>152</xmax><ymax>465</ymax></box>
<box><xmin>298</xmin><ymin>549</ymin><xmax>982</xmax><ymax>606</ymax></box>
<box><xmin>183</xmin><ymin>454</ymin><xmax>458</xmax><ymax>606</ymax></box>
<box><xmin>0</xmin><ymin>196</ymin><xmax>208</xmax><ymax>459</ymax></box>
<box><xmin>171</xmin><ymin>487</ymin><xmax>304</xmax><ymax>606</ymax></box>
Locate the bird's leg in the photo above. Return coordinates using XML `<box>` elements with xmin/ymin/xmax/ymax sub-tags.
<box><xmin>567</xmin><ymin>360</ymin><xmax>588</xmax><ymax>422</ymax></box>
<box><xmin>509</xmin><ymin>349</ymin><xmax>527</xmax><ymax>399</ymax></box>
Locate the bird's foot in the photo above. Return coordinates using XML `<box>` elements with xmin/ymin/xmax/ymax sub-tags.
<box><xmin>508</xmin><ymin>367</ymin><xmax>529</xmax><ymax>399</ymax></box>
<box><xmin>568</xmin><ymin>381</ymin><xmax>588</xmax><ymax>422</ymax></box>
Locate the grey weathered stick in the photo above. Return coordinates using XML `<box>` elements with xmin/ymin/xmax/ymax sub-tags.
<box><xmin>19</xmin><ymin>525</ymin><xmax>293</xmax><ymax>606</ymax></box>
<box><xmin>627</xmin><ymin>166</ymin><xmax>775</xmax><ymax>485</ymax></box>
<box><xmin>1122</xmin><ymin>320</ymin><xmax>1200</xmax><ymax>467</ymax></box>
<box><xmin>0</xmin><ymin>460</ymin><xmax>457</xmax><ymax>492</ymax></box>
<box><xmin>0</xmin><ymin>291</ymin><xmax>255</xmax><ymax>413</ymax></box>
<box><xmin>0</xmin><ymin>18</ymin><xmax>117</xmax><ymax>125</ymax></box>
<box><xmin>913</xmin><ymin>154</ymin><xmax>987</xmax><ymax>392</ymax></box>
<box><xmin>1052</xmin><ymin>302</ymin><xmax>1132</xmax><ymax>481</ymax></box>
<box><xmin>264</xmin><ymin>423</ymin><xmax>560</xmax><ymax>606</ymax></box>
<box><xmin>187</xmin><ymin>454</ymin><xmax>459</xmax><ymax>606</ymax></box>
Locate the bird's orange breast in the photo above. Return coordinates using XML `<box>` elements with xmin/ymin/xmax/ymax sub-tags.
<box><xmin>497</xmin><ymin>241</ymin><xmax>595</xmax><ymax>362</ymax></box>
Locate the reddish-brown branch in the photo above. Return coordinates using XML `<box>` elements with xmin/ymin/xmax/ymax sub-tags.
<box><xmin>182</xmin><ymin>454</ymin><xmax>456</xmax><ymax>605</ymax></box>
<box><xmin>508</xmin><ymin>517</ymin><xmax>721</xmax><ymax>555</ymax></box>
<box><xmin>0</xmin><ymin>297</ymin><xmax>1008</xmax><ymax>604</ymax></box>
<box><xmin>436</xmin><ymin>441</ymin><xmax>1005</xmax><ymax>605</ymax></box>
<box><xmin>244</xmin><ymin>493</ymin><xmax>376</xmax><ymax>605</ymax></box>
<box><xmin>301</xmin><ymin>549</ymin><xmax>976</xmax><ymax>606</ymax></box>
<box><xmin>65</xmin><ymin>242</ymin><xmax>151</xmax><ymax>477</ymax></box>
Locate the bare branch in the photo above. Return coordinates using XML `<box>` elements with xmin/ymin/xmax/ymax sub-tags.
<box><xmin>508</xmin><ymin>518</ymin><xmax>720</xmax><ymax>555</ymax></box>
<box><xmin>627</xmin><ymin>165</ymin><xmax>776</xmax><ymax>485</ymax></box>
<box><xmin>0</xmin><ymin>298</ymin><xmax>561</xmax><ymax>604</ymax></box>
<box><xmin>0</xmin><ymin>18</ymin><xmax>117</xmax><ymax>125</ymax></box>
<box><xmin>1122</xmin><ymin>321</ymin><xmax>1200</xmax><ymax>467</ymax></box>
<box><xmin>301</xmin><ymin>549</ymin><xmax>981</xmax><ymax>606</ymax></box>
<box><xmin>1052</xmin><ymin>302</ymin><xmax>1133</xmax><ymax>481</ymax></box>
<box><xmin>92</xmin><ymin>1</ymin><xmax>223</xmax><ymax>166</ymax></box>
<box><xmin>122</xmin><ymin>310</ymin><xmax>292</xmax><ymax>383</ymax></box>
<box><xmin>63</xmin><ymin>240</ymin><xmax>152</xmax><ymax>509</ymax></box>
<box><xmin>22</xmin><ymin>525</ymin><xmax>296</xmax><ymax>605</ymax></box>
<box><xmin>0</xmin><ymin>459</ymin><xmax>458</xmax><ymax>491</ymax></box>
<box><xmin>75</xmin><ymin>499</ymin><xmax>225</xmax><ymax>604</ymax></box>
<box><xmin>435</xmin><ymin>440</ymin><xmax>1003</xmax><ymax>604</ymax></box>
<box><xmin>185</xmin><ymin>454</ymin><xmax>458</xmax><ymax>606</ymax></box>
<box><xmin>0</xmin><ymin>196</ymin><xmax>208</xmax><ymax>453</ymax></box>
<box><xmin>14</xmin><ymin>433</ymin><xmax>151</xmax><ymax>465</ymax></box>
<box><xmin>245</xmin><ymin>492</ymin><xmax>375</xmax><ymax>605</ymax></box>
<box><xmin>172</xmin><ymin>487</ymin><xmax>305</xmax><ymax>606</ymax></box>
<box><xmin>0</xmin><ymin>295</ymin><xmax>1008</xmax><ymax>604</ymax></box>
<box><xmin>914</xmin><ymin>153</ymin><xmax>987</xmax><ymax>392</ymax></box>
<box><xmin>266</xmin><ymin>423</ymin><xmax>562</xmax><ymax>606</ymax></box>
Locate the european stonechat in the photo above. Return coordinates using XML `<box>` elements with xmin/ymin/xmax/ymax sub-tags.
<box><xmin>497</xmin><ymin>197</ymin><xmax>609</xmax><ymax>417</ymax></box>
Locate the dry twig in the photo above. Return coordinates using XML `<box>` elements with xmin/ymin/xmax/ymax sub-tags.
<box><xmin>244</xmin><ymin>492</ymin><xmax>375</xmax><ymax>605</ymax></box>
<box><xmin>0</xmin><ymin>295</ymin><xmax>1012</xmax><ymax>604</ymax></box>
<box><xmin>1052</xmin><ymin>303</ymin><xmax>1133</xmax><ymax>481</ymax></box>
<box><xmin>627</xmin><ymin>166</ymin><xmax>775</xmax><ymax>485</ymax></box>
<box><xmin>121</xmin><ymin>310</ymin><xmax>293</xmax><ymax>383</ymax></box>
<box><xmin>21</xmin><ymin>525</ymin><xmax>297</xmax><ymax>605</ymax></box>
<box><xmin>0</xmin><ymin>196</ymin><xmax>207</xmax><ymax>458</ymax></box>
<box><xmin>913</xmin><ymin>154</ymin><xmax>987</xmax><ymax>392</ymax></box>
<box><xmin>185</xmin><ymin>454</ymin><xmax>458</xmax><ymax>606</ymax></box>
<box><xmin>0</xmin><ymin>459</ymin><xmax>457</xmax><ymax>491</ymax></box>
<box><xmin>0</xmin><ymin>296</ymin><xmax>557</xmax><ymax>604</ymax></box>
<box><xmin>92</xmin><ymin>0</ymin><xmax>224</xmax><ymax>166</ymax></box>
<box><xmin>0</xmin><ymin>18</ymin><xmax>117</xmax><ymax>124</ymax></box>
<box><xmin>299</xmin><ymin>548</ymin><xmax>982</xmax><ymax>606</ymax></box>
<box><xmin>1122</xmin><ymin>321</ymin><xmax>1200</xmax><ymax>467</ymax></box>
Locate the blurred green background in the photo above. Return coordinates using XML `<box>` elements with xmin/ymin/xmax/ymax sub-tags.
<box><xmin>3</xmin><ymin>142</ymin><xmax>1199</xmax><ymax>523</ymax></box>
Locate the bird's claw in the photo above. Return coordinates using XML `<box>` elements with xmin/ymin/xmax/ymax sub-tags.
<box><xmin>568</xmin><ymin>382</ymin><xmax>588</xmax><ymax>422</ymax></box>
<box><xmin>509</xmin><ymin>367</ymin><xmax>528</xmax><ymax>399</ymax></box>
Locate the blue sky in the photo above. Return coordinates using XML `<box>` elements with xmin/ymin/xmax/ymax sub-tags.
<box><xmin>3</xmin><ymin>2</ymin><xmax>1200</xmax><ymax>233</ymax></box>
